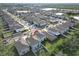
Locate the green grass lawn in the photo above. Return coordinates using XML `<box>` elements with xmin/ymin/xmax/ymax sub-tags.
<box><xmin>61</xmin><ymin>29</ymin><xmax>79</xmax><ymax>55</ymax></box>
<box><xmin>0</xmin><ymin>42</ymin><xmax>19</xmax><ymax>56</ymax></box>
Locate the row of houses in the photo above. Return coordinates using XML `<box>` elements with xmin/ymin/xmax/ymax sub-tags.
<box><xmin>10</xmin><ymin>9</ymin><xmax>66</xmax><ymax>29</ymax></box>
<box><xmin>14</xmin><ymin>29</ymin><xmax>46</xmax><ymax>55</ymax></box>
<box><xmin>14</xmin><ymin>19</ymin><xmax>75</xmax><ymax>55</ymax></box>
<box><xmin>2</xmin><ymin>10</ymin><xmax>30</xmax><ymax>33</ymax></box>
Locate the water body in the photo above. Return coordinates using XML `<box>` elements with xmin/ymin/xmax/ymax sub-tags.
<box><xmin>41</xmin><ymin>8</ymin><xmax>57</xmax><ymax>11</ymax></box>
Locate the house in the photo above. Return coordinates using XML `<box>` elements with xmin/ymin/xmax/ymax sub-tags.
<box><xmin>54</xmin><ymin>22</ymin><xmax>69</xmax><ymax>34</ymax></box>
<box><xmin>47</xmin><ymin>27</ymin><xmax>60</xmax><ymax>36</ymax></box>
<box><xmin>54</xmin><ymin>20</ymin><xmax>75</xmax><ymax>34</ymax></box>
<box><xmin>31</xmin><ymin>29</ymin><xmax>46</xmax><ymax>42</ymax></box>
<box><xmin>14</xmin><ymin>29</ymin><xmax>43</xmax><ymax>53</ymax></box>
<box><xmin>42</xmin><ymin>30</ymin><xmax>57</xmax><ymax>41</ymax></box>
<box><xmin>47</xmin><ymin>20</ymin><xmax>70</xmax><ymax>35</ymax></box>
<box><xmin>27</xmin><ymin>35</ymin><xmax>42</xmax><ymax>52</ymax></box>
<box><xmin>55</xmin><ymin>26</ymin><xmax>67</xmax><ymax>34</ymax></box>
<box><xmin>14</xmin><ymin>35</ymin><xmax>30</xmax><ymax>55</ymax></box>
<box><xmin>68</xmin><ymin>21</ymin><xmax>75</xmax><ymax>27</ymax></box>
<box><xmin>56</xmin><ymin>21</ymin><xmax>71</xmax><ymax>32</ymax></box>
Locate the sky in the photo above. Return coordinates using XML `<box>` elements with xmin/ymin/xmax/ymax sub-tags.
<box><xmin>0</xmin><ymin>0</ymin><xmax>79</xmax><ymax>3</ymax></box>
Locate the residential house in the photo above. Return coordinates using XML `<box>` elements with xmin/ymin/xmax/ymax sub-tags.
<box><xmin>31</xmin><ymin>29</ymin><xmax>46</xmax><ymax>42</ymax></box>
<box><xmin>27</xmin><ymin>35</ymin><xmax>42</xmax><ymax>52</ymax></box>
<box><xmin>47</xmin><ymin>27</ymin><xmax>60</xmax><ymax>36</ymax></box>
<box><xmin>42</xmin><ymin>30</ymin><xmax>57</xmax><ymax>41</ymax></box>
<box><xmin>14</xmin><ymin>36</ymin><xmax>30</xmax><ymax>55</ymax></box>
